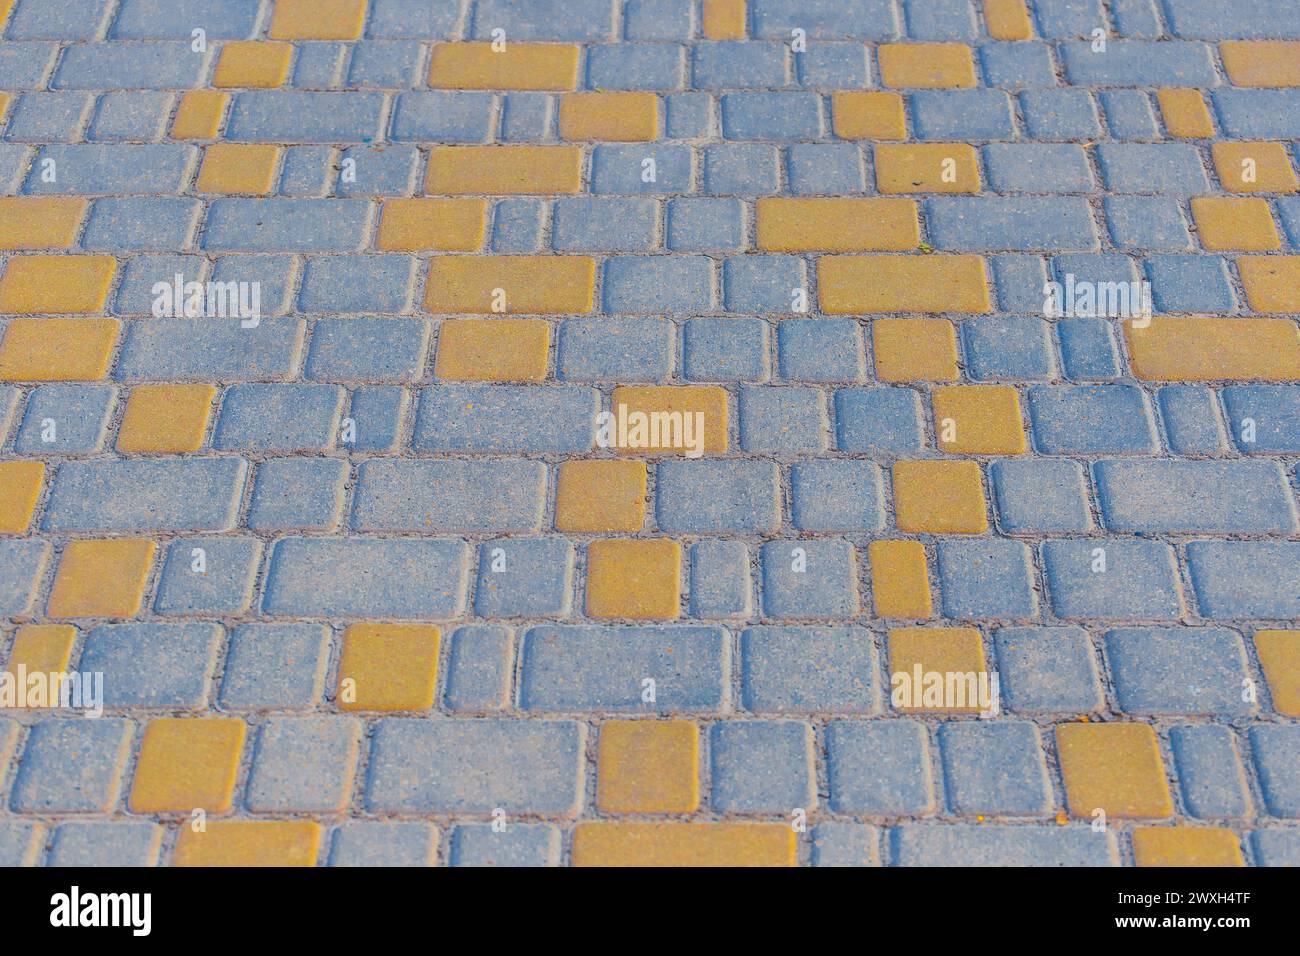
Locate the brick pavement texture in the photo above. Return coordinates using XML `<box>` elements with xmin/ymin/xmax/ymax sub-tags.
<box><xmin>0</xmin><ymin>0</ymin><xmax>1298</xmax><ymax>868</ymax></box>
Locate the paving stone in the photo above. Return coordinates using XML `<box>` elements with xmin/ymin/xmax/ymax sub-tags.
<box><xmin>12</xmin><ymin>719</ymin><xmax>133</xmax><ymax>813</ymax></box>
<box><xmin>366</xmin><ymin>719</ymin><xmax>586</xmax><ymax>815</ymax></box>
<box><xmin>1170</xmin><ymin>725</ymin><xmax>1253</xmax><ymax>819</ymax></box>
<box><xmin>710</xmin><ymin>721</ymin><xmax>815</xmax><ymax>814</ymax></box>
<box><xmin>1106</xmin><ymin>628</ymin><xmax>1253</xmax><ymax>716</ymax></box>
<box><xmin>329</xmin><ymin>822</ymin><xmax>438</xmax><ymax>867</ymax></box>
<box><xmin>449</xmin><ymin>824</ymin><xmax>561</xmax><ymax>867</ymax></box>
<box><xmin>827</xmin><ymin>720</ymin><xmax>933</xmax><ymax>814</ymax></box>
<box><xmin>47</xmin><ymin>821</ymin><xmax>161</xmax><ymax>867</ymax></box>
<box><xmin>742</xmin><ymin>627</ymin><xmax>881</xmax><ymax>715</ymax></box>
<box><xmin>994</xmin><ymin>626</ymin><xmax>1105</xmax><ymax>715</ymax></box>
<box><xmin>938</xmin><ymin>722</ymin><xmax>1053</xmax><ymax>815</ymax></box>
<box><xmin>1</xmin><ymin>0</ymin><xmax>1294</xmax><ymax>866</ymax></box>
<box><xmin>811</xmin><ymin>823</ymin><xmax>881</xmax><ymax>867</ymax></box>
<box><xmin>520</xmin><ymin>625</ymin><xmax>728</xmax><ymax>714</ymax></box>
<box><xmin>892</xmin><ymin>825</ymin><xmax>1118</xmax><ymax>866</ymax></box>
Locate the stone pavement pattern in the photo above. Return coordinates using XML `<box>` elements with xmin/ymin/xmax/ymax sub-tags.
<box><xmin>0</xmin><ymin>0</ymin><xmax>1298</xmax><ymax>867</ymax></box>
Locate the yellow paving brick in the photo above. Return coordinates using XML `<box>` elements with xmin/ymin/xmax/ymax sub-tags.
<box><xmin>428</xmin><ymin>42</ymin><xmax>580</xmax><ymax>90</ymax></box>
<box><xmin>1191</xmin><ymin>196</ymin><xmax>1280</xmax><ymax>251</ymax></box>
<box><xmin>426</xmin><ymin>145</ymin><xmax>582</xmax><ymax>194</ymax></box>
<box><xmin>0</xmin><ymin>198</ymin><xmax>86</xmax><ymax>250</ymax></box>
<box><xmin>5</xmin><ymin>625</ymin><xmax>76</xmax><ymax>680</ymax></box>
<box><xmin>559</xmin><ymin>92</ymin><xmax>658</xmax><ymax>141</ymax></box>
<box><xmin>0</xmin><ymin>460</ymin><xmax>44</xmax><ymax>533</ymax></box>
<box><xmin>872</xmin><ymin>318</ymin><xmax>960</xmax><ymax>381</ymax></box>
<box><xmin>573</xmin><ymin>822</ymin><xmax>795</xmax><ymax>866</ymax></box>
<box><xmin>1124</xmin><ymin>316</ymin><xmax>1300</xmax><ymax>381</ymax></box>
<box><xmin>376</xmin><ymin>198</ymin><xmax>486</xmax><ymax>251</ymax></box>
<box><xmin>212</xmin><ymin>41</ymin><xmax>293</xmax><ymax>88</ymax></box>
<box><xmin>1254</xmin><ymin>630</ymin><xmax>1300</xmax><ymax>717</ymax></box>
<box><xmin>174</xmin><ymin>821</ymin><xmax>321</xmax><ymax>867</ymax></box>
<box><xmin>586</xmin><ymin>538</ymin><xmax>681</xmax><ymax>620</ymax></box>
<box><xmin>424</xmin><ymin>255</ymin><xmax>594</xmax><ymax>313</ymax></box>
<box><xmin>984</xmin><ymin>0</ymin><xmax>1033</xmax><ymax>39</ymax></box>
<box><xmin>608</xmin><ymin>385</ymin><xmax>729</xmax><ymax>455</ymax></box>
<box><xmin>171</xmin><ymin>90</ymin><xmax>228</xmax><ymax>139</ymax></box>
<box><xmin>932</xmin><ymin>385</ymin><xmax>1026</xmax><ymax>454</ymax></box>
<box><xmin>196</xmin><ymin>143</ymin><xmax>281</xmax><ymax>195</ymax></box>
<box><xmin>1239</xmin><ymin>256</ymin><xmax>1300</xmax><ymax>312</ymax></box>
<box><xmin>878</xmin><ymin>43</ymin><xmax>977</xmax><ymax>88</ymax></box>
<box><xmin>338</xmin><ymin>623</ymin><xmax>440</xmax><ymax>712</ymax></box>
<box><xmin>434</xmin><ymin>318</ymin><xmax>550</xmax><ymax>381</ymax></box>
<box><xmin>117</xmin><ymin>384</ymin><xmax>215</xmax><ymax>453</ymax></box>
<box><xmin>1212</xmin><ymin>141</ymin><xmax>1299</xmax><ymax>193</ymax></box>
<box><xmin>888</xmin><ymin>626</ymin><xmax>988</xmax><ymax>713</ymax></box>
<box><xmin>820</xmin><ymin>255</ymin><xmax>991</xmax><ymax>313</ymax></box>
<box><xmin>596</xmin><ymin>720</ymin><xmax>699</xmax><ymax>813</ymax></box>
<box><xmin>131</xmin><ymin>718</ymin><xmax>246</xmax><ymax>813</ymax></box>
<box><xmin>1132</xmin><ymin>827</ymin><xmax>1244</xmax><ymax>867</ymax></box>
<box><xmin>48</xmin><ymin>539</ymin><xmax>155</xmax><ymax>619</ymax></box>
<box><xmin>1057</xmin><ymin>723</ymin><xmax>1172</xmax><ymax>819</ymax></box>
<box><xmin>0</xmin><ymin>256</ymin><xmax>115</xmax><ymax>314</ymax></box>
<box><xmin>869</xmin><ymin>540</ymin><xmax>932</xmax><ymax>619</ymax></box>
<box><xmin>5</xmin><ymin>626</ymin><xmax>76</xmax><ymax>708</ymax></box>
<box><xmin>555</xmin><ymin>460</ymin><xmax>647</xmax><ymax>532</ymax></box>
<box><xmin>268</xmin><ymin>0</ymin><xmax>367</xmax><ymax>40</ymax></box>
<box><xmin>702</xmin><ymin>0</ymin><xmax>746</xmax><ymax>39</ymax></box>
<box><xmin>0</xmin><ymin>318</ymin><xmax>118</xmax><ymax>382</ymax></box>
<box><xmin>831</xmin><ymin>91</ymin><xmax>906</xmax><ymax>140</ymax></box>
<box><xmin>1220</xmin><ymin>41</ymin><xmax>1300</xmax><ymax>88</ymax></box>
<box><xmin>1156</xmin><ymin>88</ymin><xmax>1214</xmax><ymax>137</ymax></box>
<box><xmin>892</xmin><ymin>460</ymin><xmax>988</xmax><ymax>534</ymax></box>
<box><xmin>756</xmin><ymin>198</ymin><xmax>919</xmax><ymax>251</ymax></box>
<box><xmin>875</xmin><ymin>143</ymin><xmax>980</xmax><ymax>193</ymax></box>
